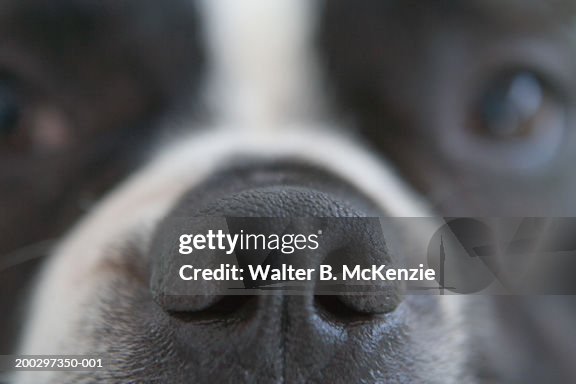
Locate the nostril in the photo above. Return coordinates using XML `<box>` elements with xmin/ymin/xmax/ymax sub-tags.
<box><xmin>169</xmin><ymin>295</ymin><xmax>257</xmax><ymax>323</ymax></box>
<box><xmin>314</xmin><ymin>295</ymin><xmax>379</xmax><ymax>323</ymax></box>
<box><xmin>337</xmin><ymin>287</ymin><xmax>401</xmax><ymax>315</ymax></box>
<box><xmin>314</xmin><ymin>285</ymin><xmax>401</xmax><ymax>323</ymax></box>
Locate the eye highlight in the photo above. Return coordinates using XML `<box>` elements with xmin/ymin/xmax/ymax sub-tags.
<box><xmin>473</xmin><ymin>71</ymin><xmax>563</xmax><ymax>141</ymax></box>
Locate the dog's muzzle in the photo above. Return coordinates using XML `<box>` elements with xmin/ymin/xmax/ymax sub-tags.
<box><xmin>146</xmin><ymin>162</ymin><xmax>408</xmax><ymax>382</ymax></box>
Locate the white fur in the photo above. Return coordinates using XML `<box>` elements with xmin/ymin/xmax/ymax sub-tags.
<box><xmin>198</xmin><ymin>0</ymin><xmax>323</xmax><ymax>129</ymax></box>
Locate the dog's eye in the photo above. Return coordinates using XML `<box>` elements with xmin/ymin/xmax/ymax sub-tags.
<box><xmin>0</xmin><ymin>80</ymin><xmax>21</xmax><ymax>141</ymax></box>
<box><xmin>0</xmin><ymin>75</ymin><xmax>72</xmax><ymax>153</ymax></box>
<box><xmin>457</xmin><ymin>70</ymin><xmax>568</xmax><ymax>171</ymax></box>
<box><xmin>473</xmin><ymin>71</ymin><xmax>563</xmax><ymax>141</ymax></box>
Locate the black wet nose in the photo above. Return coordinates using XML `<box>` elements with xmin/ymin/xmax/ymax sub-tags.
<box><xmin>151</xmin><ymin>185</ymin><xmax>399</xmax><ymax>313</ymax></box>
<box><xmin>148</xmin><ymin>166</ymin><xmax>403</xmax><ymax>382</ymax></box>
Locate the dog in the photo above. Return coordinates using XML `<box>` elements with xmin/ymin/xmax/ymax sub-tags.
<box><xmin>2</xmin><ymin>0</ymin><xmax>576</xmax><ymax>383</ymax></box>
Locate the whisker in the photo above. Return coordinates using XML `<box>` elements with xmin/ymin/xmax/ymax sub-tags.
<box><xmin>0</xmin><ymin>239</ymin><xmax>57</xmax><ymax>273</ymax></box>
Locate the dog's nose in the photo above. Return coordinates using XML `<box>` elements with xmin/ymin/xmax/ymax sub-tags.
<box><xmin>148</xmin><ymin>165</ymin><xmax>403</xmax><ymax>382</ymax></box>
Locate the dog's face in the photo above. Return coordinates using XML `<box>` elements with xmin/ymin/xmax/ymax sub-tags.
<box><xmin>3</xmin><ymin>1</ymin><xmax>576</xmax><ymax>383</ymax></box>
